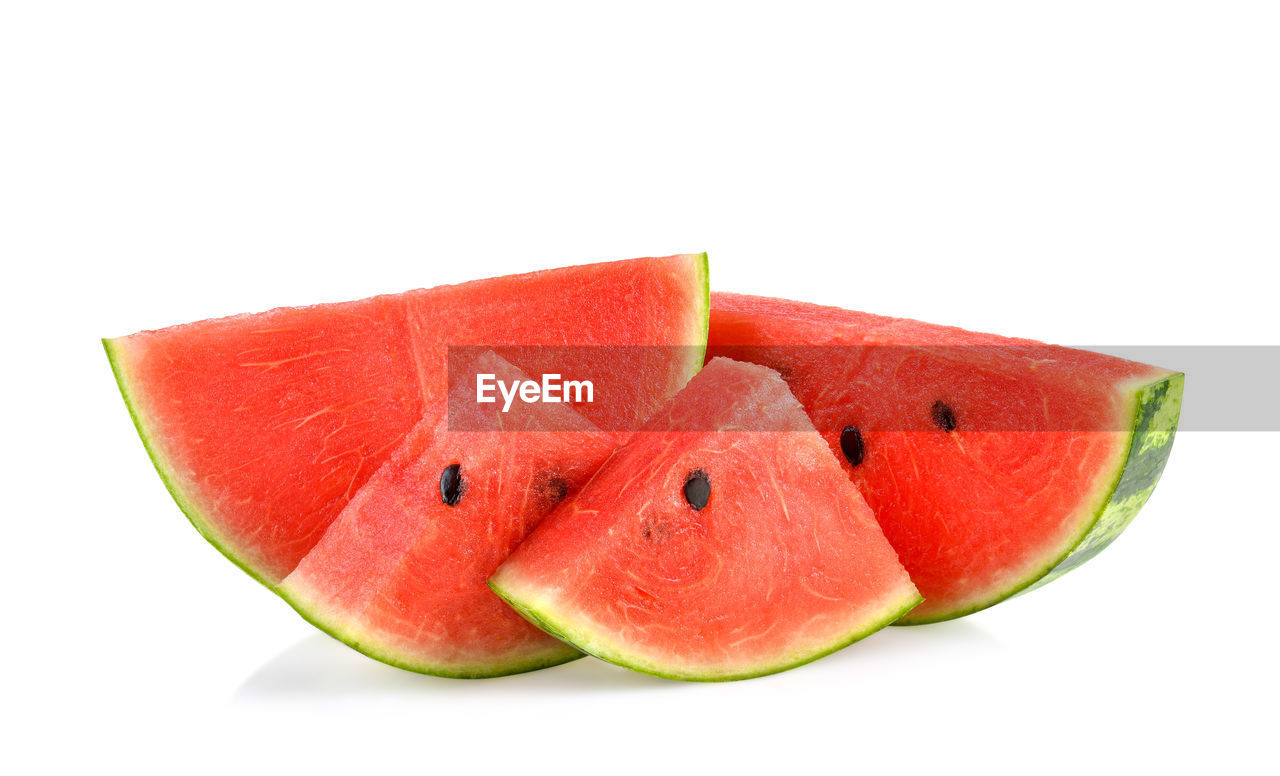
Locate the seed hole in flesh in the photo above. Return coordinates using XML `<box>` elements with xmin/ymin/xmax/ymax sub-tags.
<box><xmin>683</xmin><ymin>469</ymin><xmax>711</xmax><ymax>511</ymax></box>
<box><xmin>440</xmin><ymin>463</ymin><xmax>463</xmax><ymax>506</ymax></box>
<box><xmin>640</xmin><ymin>516</ymin><xmax>670</xmax><ymax>542</ymax></box>
<box><xmin>840</xmin><ymin>426</ymin><xmax>865</xmax><ymax>466</ymax></box>
<box><xmin>931</xmin><ymin>400</ymin><xmax>958</xmax><ymax>433</ymax></box>
<box><xmin>543</xmin><ymin>475</ymin><xmax>568</xmax><ymax>503</ymax></box>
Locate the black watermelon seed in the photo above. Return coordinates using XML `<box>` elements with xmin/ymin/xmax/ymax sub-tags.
<box><xmin>840</xmin><ymin>426</ymin><xmax>865</xmax><ymax>467</ymax></box>
<box><xmin>931</xmin><ymin>400</ymin><xmax>958</xmax><ymax>433</ymax></box>
<box><xmin>683</xmin><ymin>470</ymin><xmax>711</xmax><ymax>511</ymax></box>
<box><xmin>440</xmin><ymin>463</ymin><xmax>463</xmax><ymax>506</ymax></box>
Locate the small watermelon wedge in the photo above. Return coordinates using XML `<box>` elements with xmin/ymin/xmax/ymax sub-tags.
<box><xmin>707</xmin><ymin>293</ymin><xmax>1183</xmax><ymax>623</ymax></box>
<box><xmin>280</xmin><ymin>352</ymin><xmax>623</xmax><ymax>677</ymax></box>
<box><xmin>490</xmin><ymin>358</ymin><xmax>921</xmax><ymax>681</ymax></box>
<box><xmin>104</xmin><ymin>254</ymin><xmax>709</xmax><ymax>585</ymax></box>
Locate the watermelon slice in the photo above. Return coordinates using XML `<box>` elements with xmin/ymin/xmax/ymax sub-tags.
<box><xmin>104</xmin><ymin>253</ymin><xmax>709</xmax><ymax>585</ymax></box>
<box><xmin>279</xmin><ymin>352</ymin><xmax>623</xmax><ymax>677</ymax></box>
<box><xmin>707</xmin><ymin>293</ymin><xmax>1184</xmax><ymax>623</ymax></box>
<box><xmin>490</xmin><ymin>358</ymin><xmax>921</xmax><ymax>681</ymax></box>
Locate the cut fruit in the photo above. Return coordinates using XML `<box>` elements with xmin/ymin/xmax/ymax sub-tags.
<box><xmin>280</xmin><ymin>352</ymin><xmax>622</xmax><ymax>677</ymax></box>
<box><xmin>104</xmin><ymin>253</ymin><xmax>709</xmax><ymax>584</ymax></box>
<box><xmin>490</xmin><ymin>358</ymin><xmax>921</xmax><ymax>681</ymax></box>
<box><xmin>707</xmin><ymin>293</ymin><xmax>1183</xmax><ymax>623</ymax></box>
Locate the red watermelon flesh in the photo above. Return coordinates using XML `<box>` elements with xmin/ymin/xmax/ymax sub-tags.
<box><xmin>490</xmin><ymin>358</ymin><xmax>921</xmax><ymax>681</ymax></box>
<box><xmin>280</xmin><ymin>352</ymin><xmax>623</xmax><ymax>677</ymax></box>
<box><xmin>104</xmin><ymin>253</ymin><xmax>709</xmax><ymax>584</ymax></box>
<box><xmin>707</xmin><ymin>293</ymin><xmax>1183</xmax><ymax>623</ymax></box>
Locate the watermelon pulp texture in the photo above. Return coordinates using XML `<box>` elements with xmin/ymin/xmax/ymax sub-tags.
<box><xmin>280</xmin><ymin>352</ymin><xmax>624</xmax><ymax>677</ymax></box>
<box><xmin>490</xmin><ymin>358</ymin><xmax>921</xmax><ymax>681</ymax></box>
<box><xmin>707</xmin><ymin>293</ymin><xmax>1182</xmax><ymax>623</ymax></box>
<box><xmin>104</xmin><ymin>254</ymin><xmax>709</xmax><ymax>585</ymax></box>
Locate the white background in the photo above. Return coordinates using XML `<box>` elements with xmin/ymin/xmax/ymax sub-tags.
<box><xmin>2</xmin><ymin>2</ymin><xmax>1276</xmax><ymax>774</ymax></box>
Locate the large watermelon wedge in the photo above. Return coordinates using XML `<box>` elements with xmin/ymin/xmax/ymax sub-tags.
<box><xmin>104</xmin><ymin>254</ymin><xmax>709</xmax><ymax>585</ymax></box>
<box><xmin>707</xmin><ymin>293</ymin><xmax>1183</xmax><ymax>623</ymax></box>
<box><xmin>490</xmin><ymin>358</ymin><xmax>921</xmax><ymax>681</ymax></box>
<box><xmin>280</xmin><ymin>352</ymin><xmax>623</xmax><ymax>677</ymax></box>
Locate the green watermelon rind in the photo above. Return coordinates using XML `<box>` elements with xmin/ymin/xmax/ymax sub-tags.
<box><xmin>488</xmin><ymin>577</ymin><xmax>922</xmax><ymax>682</ymax></box>
<box><xmin>896</xmin><ymin>371</ymin><xmax>1185</xmax><ymax>625</ymax></box>
<box><xmin>692</xmin><ymin>252</ymin><xmax>711</xmax><ymax>368</ymax></box>
<box><xmin>275</xmin><ymin>583</ymin><xmax>585</xmax><ymax>679</ymax></box>
<box><xmin>103</xmin><ymin>337</ymin><xmax>277</xmax><ymax>590</ymax></box>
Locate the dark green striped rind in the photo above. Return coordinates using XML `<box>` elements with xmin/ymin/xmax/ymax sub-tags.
<box><xmin>1028</xmin><ymin>372</ymin><xmax>1184</xmax><ymax>587</ymax></box>
<box><xmin>898</xmin><ymin>371</ymin><xmax>1184</xmax><ymax>625</ymax></box>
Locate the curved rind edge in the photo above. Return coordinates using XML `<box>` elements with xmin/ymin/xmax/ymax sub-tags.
<box><xmin>1028</xmin><ymin>371</ymin><xmax>1185</xmax><ymax>588</ymax></box>
<box><xmin>693</xmin><ymin>252</ymin><xmax>711</xmax><ymax>371</ymax></box>
<box><xmin>488</xmin><ymin>576</ymin><xmax>922</xmax><ymax>682</ymax></box>
<box><xmin>276</xmin><ymin>582</ymin><xmax>584</xmax><ymax>679</ymax></box>
<box><xmin>102</xmin><ymin>338</ymin><xmax>277</xmax><ymax>589</ymax></box>
<box><xmin>897</xmin><ymin>371</ymin><xmax>1185</xmax><ymax>625</ymax></box>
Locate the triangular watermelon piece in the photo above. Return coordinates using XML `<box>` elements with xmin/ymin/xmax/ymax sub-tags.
<box><xmin>707</xmin><ymin>293</ymin><xmax>1183</xmax><ymax>623</ymax></box>
<box><xmin>104</xmin><ymin>254</ymin><xmax>708</xmax><ymax>584</ymax></box>
<box><xmin>490</xmin><ymin>358</ymin><xmax>921</xmax><ymax>681</ymax></box>
<box><xmin>280</xmin><ymin>352</ymin><xmax>623</xmax><ymax>677</ymax></box>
